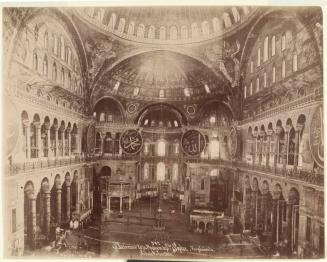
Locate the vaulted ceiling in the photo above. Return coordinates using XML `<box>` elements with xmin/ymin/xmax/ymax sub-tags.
<box><xmin>94</xmin><ymin>50</ymin><xmax>230</xmax><ymax>101</ymax></box>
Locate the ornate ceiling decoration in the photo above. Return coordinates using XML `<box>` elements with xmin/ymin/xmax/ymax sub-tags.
<box><xmin>75</xmin><ymin>6</ymin><xmax>256</xmax><ymax>44</ymax></box>
<box><xmin>93</xmin><ymin>50</ymin><xmax>230</xmax><ymax>102</ymax></box>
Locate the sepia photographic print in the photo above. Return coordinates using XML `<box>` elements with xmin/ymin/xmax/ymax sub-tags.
<box><xmin>2</xmin><ymin>3</ymin><xmax>325</xmax><ymax>260</ymax></box>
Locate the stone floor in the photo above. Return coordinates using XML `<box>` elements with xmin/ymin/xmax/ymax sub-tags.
<box><xmin>22</xmin><ymin>198</ymin><xmax>267</xmax><ymax>259</ymax></box>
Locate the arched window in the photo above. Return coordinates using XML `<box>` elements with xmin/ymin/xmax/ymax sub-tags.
<box><xmin>257</xmin><ymin>47</ymin><xmax>261</xmax><ymax>67</ymax></box>
<box><xmin>44</xmin><ymin>31</ymin><xmax>48</xmax><ymax>49</ymax></box>
<box><xmin>212</xmin><ymin>17</ymin><xmax>221</xmax><ymax>33</ymax></box>
<box><xmin>250</xmin><ymin>60</ymin><xmax>254</xmax><ymax>73</ymax></box>
<box><xmin>159</xmin><ymin>26</ymin><xmax>166</xmax><ymax>40</ymax></box>
<box><xmin>157</xmin><ymin>140</ymin><xmax>166</xmax><ymax>156</ymax></box>
<box><xmin>148</xmin><ymin>25</ymin><xmax>155</xmax><ymax>39</ymax></box>
<box><xmin>99</xmin><ymin>112</ymin><xmax>105</xmax><ymax>122</ymax></box>
<box><xmin>65</xmin><ymin>46</ymin><xmax>69</xmax><ymax>63</ymax></box>
<box><xmin>136</xmin><ymin>24</ymin><xmax>145</xmax><ymax>38</ymax></box>
<box><xmin>256</xmin><ymin>76</ymin><xmax>260</xmax><ymax>92</ymax></box>
<box><xmin>170</xmin><ymin>26</ymin><xmax>178</xmax><ymax>40</ymax></box>
<box><xmin>201</xmin><ymin>21</ymin><xmax>210</xmax><ymax>37</ymax></box>
<box><xmin>159</xmin><ymin>89</ymin><xmax>164</xmax><ymax>98</ymax></box>
<box><xmin>282</xmin><ymin>59</ymin><xmax>286</xmax><ymax>78</ymax></box>
<box><xmin>209</xmin><ymin>139</ymin><xmax>219</xmax><ymax>159</ymax></box>
<box><xmin>181</xmin><ymin>25</ymin><xmax>188</xmax><ymax>39</ymax></box>
<box><xmin>127</xmin><ymin>22</ymin><xmax>135</xmax><ymax>36</ymax></box>
<box><xmin>61</xmin><ymin>67</ymin><xmax>65</xmax><ymax>84</ymax></box>
<box><xmin>231</xmin><ymin>7</ymin><xmax>240</xmax><ymax>22</ymax></box>
<box><xmin>191</xmin><ymin>23</ymin><xmax>199</xmax><ymax>38</ymax></box>
<box><xmin>53</xmin><ymin>35</ymin><xmax>58</xmax><ymax>55</ymax></box>
<box><xmin>157</xmin><ymin>162</ymin><xmax>165</xmax><ymax>181</ymax></box>
<box><xmin>57</xmin><ymin>37</ymin><xmax>61</xmax><ymax>58</ymax></box>
<box><xmin>52</xmin><ymin>62</ymin><xmax>57</xmax><ymax>81</ymax></box>
<box><xmin>210</xmin><ymin>116</ymin><xmax>216</xmax><ymax>125</ymax></box>
<box><xmin>292</xmin><ymin>52</ymin><xmax>298</xmax><ymax>72</ymax></box>
<box><xmin>184</xmin><ymin>88</ymin><xmax>190</xmax><ymax>97</ymax></box>
<box><xmin>272</xmin><ymin>64</ymin><xmax>276</xmax><ymax>83</ymax></box>
<box><xmin>43</xmin><ymin>55</ymin><xmax>48</xmax><ymax>75</ymax></box>
<box><xmin>60</xmin><ymin>36</ymin><xmax>65</xmax><ymax>60</ymax></box>
<box><xmin>222</xmin><ymin>13</ymin><xmax>232</xmax><ymax>28</ymax></box>
<box><xmin>281</xmin><ymin>33</ymin><xmax>286</xmax><ymax>51</ymax></box>
<box><xmin>172</xmin><ymin>163</ymin><xmax>178</xmax><ymax>183</ymax></box>
<box><xmin>95</xmin><ymin>132</ymin><xmax>102</xmax><ymax>153</ymax></box>
<box><xmin>144</xmin><ymin>163</ymin><xmax>149</xmax><ymax>180</ymax></box>
<box><xmin>108</xmin><ymin>13</ymin><xmax>117</xmax><ymax>30</ymax></box>
<box><xmin>117</xmin><ymin>18</ymin><xmax>126</xmax><ymax>33</ymax></box>
<box><xmin>271</xmin><ymin>35</ymin><xmax>276</xmax><ymax>56</ymax></box>
<box><xmin>242</xmin><ymin>6</ymin><xmax>250</xmax><ymax>15</ymax></box>
<box><xmin>33</xmin><ymin>52</ymin><xmax>38</xmax><ymax>71</ymax></box>
<box><xmin>68</xmin><ymin>72</ymin><xmax>72</xmax><ymax>89</ymax></box>
<box><xmin>201</xmin><ymin>178</ymin><xmax>205</xmax><ymax>190</ymax></box>
<box><xmin>263</xmin><ymin>36</ymin><xmax>269</xmax><ymax>62</ymax></box>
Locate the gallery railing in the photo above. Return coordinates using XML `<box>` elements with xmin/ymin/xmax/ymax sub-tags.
<box><xmin>184</xmin><ymin>156</ymin><xmax>324</xmax><ymax>187</ymax></box>
<box><xmin>7</xmin><ymin>154</ymin><xmax>323</xmax><ymax>187</ymax></box>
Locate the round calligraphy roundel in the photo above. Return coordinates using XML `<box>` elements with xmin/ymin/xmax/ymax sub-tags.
<box><xmin>309</xmin><ymin>105</ymin><xmax>323</xmax><ymax>168</ymax></box>
<box><xmin>181</xmin><ymin>129</ymin><xmax>206</xmax><ymax>156</ymax></box>
<box><xmin>120</xmin><ymin>129</ymin><xmax>143</xmax><ymax>155</ymax></box>
<box><xmin>5</xmin><ymin>98</ymin><xmax>19</xmax><ymax>156</ymax></box>
<box><xmin>86</xmin><ymin>124</ymin><xmax>96</xmax><ymax>154</ymax></box>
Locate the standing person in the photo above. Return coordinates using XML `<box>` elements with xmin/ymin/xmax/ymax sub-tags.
<box><xmin>73</xmin><ymin>219</ymin><xmax>79</xmax><ymax>230</ymax></box>
<box><xmin>69</xmin><ymin>220</ymin><xmax>74</xmax><ymax>230</ymax></box>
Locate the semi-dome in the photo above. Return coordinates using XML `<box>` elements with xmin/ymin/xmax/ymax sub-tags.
<box><xmin>93</xmin><ymin>50</ymin><xmax>230</xmax><ymax>102</ymax></box>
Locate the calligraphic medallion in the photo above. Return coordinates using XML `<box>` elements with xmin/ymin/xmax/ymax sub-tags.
<box><xmin>86</xmin><ymin>124</ymin><xmax>96</xmax><ymax>154</ymax></box>
<box><xmin>5</xmin><ymin>97</ymin><xmax>19</xmax><ymax>156</ymax></box>
<box><xmin>181</xmin><ymin>129</ymin><xmax>206</xmax><ymax>156</ymax></box>
<box><xmin>309</xmin><ymin>105</ymin><xmax>323</xmax><ymax>168</ymax></box>
<box><xmin>230</xmin><ymin>127</ymin><xmax>238</xmax><ymax>157</ymax></box>
<box><xmin>120</xmin><ymin>129</ymin><xmax>143</xmax><ymax>155</ymax></box>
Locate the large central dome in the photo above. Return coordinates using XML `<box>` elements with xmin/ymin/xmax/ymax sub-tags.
<box><xmin>94</xmin><ymin>50</ymin><xmax>229</xmax><ymax>101</ymax></box>
<box><xmin>76</xmin><ymin>6</ymin><xmax>256</xmax><ymax>44</ymax></box>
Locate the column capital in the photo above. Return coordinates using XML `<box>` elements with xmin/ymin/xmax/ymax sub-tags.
<box><xmin>284</xmin><ymin>124</ymin><xmax>292</xmax><ymax>133</ymax></box>
<box><xmin>43</xmin><ymin>122</ymin><xmax>51</xmax><ymax>130</ymax></box>
<box><xmin>267</xmin><ymin>129</ymin><xmax>273</xmax><ymax>136</ymax></box>
<box><xmin>275</xmin><ymin>126</ymin><xmax>282</xmax><ymax>135</ymax></box>
<box><xmin>22</xmin><ymin>120</ymin><xmax>30</xmax><ymax>128</ymax></box>
<box><xmin>33</xmin><ymin>121</ymin><xmax>41</xmax><ymax>128</ymax></box>
<box><xmin>295</xmin><ymin>123</ymin><xmax>304</xmax><ymax>132</ymax></box>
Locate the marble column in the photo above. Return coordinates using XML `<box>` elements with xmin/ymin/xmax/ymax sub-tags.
<box><xmin>44</xmin><ymin>190</ymin><xmax>51</xmax><ymax>238</ymax></box>
<box><xmin>284</xmin><ymin>125</ymin><xmax>291</xmax><ymax>168</ymax></box>
<box><xmin>100</xmin><ymin>132</ymin><xmax>104</xmax><ymax>155</ymax></box>
<box><xmin>56</xmin><ymin>188</ymin><xmax>62</xmax><ymax>225</ymax></box>
<box><xmin>54</xmin><ymin>127</ymin><xmax>59</xmax><ymax>157</ymax></box>
<box><xmin>120</xmin><ymin>183</ymin><xmax>123</xmax><ymax>214</ymax></box>
<box><xmin>266</xmin><ymin>131</ymin><xmax>272</xmax><ymax>167</ymax></box>
<box><xmin>46</xmin><ymin>127</ymin><xmax>51</xmax><ymax>158</ymax></box>
<box><xmin>60</xmin><ymin>130</ymin><xmax>65</xmax><ymax>157</ymax></box>
<box><xmin>294</xmin><ymin>124</ymin><xmax>303</xmax><ymax>169</ymax></box>
<box><xmin>275</xmin><ymin>128</ymin><xmax>281</xmax><ymax>168</ymax></box>
<box><xmin>30</xmin><ymin>194</ymin><xmax>37</xmax><ymax>250</ymax></box>
<box><xmin>286</xmin><ymin>202</ymin><xmax>292</xmax><ymax>251</ymax></box>
<box><xmin>129</xmin><ymin>196</ymin><xmax>132</xmax><ymax>211</ymax></box>
<box><xmin>108</xmin><ymin>196</ymin><xmax>111</xmax><ymax>212</ymax></box>
<box><xmin>36</xmin><ymin>124</ymin><xmax>42</xmax><ymax>158</ymax></box>
<box><xmin>68</xmin><ymin>130</ymin><xmax>72</xmax><ymax>156</ymax></box>
<box><xmin>23</xmin><ymin>122</ymin><xmax>30</xmax><ymax>159</ymax></box>
<box><xmin>66</xmin><ymin>185</ymin><xmax>71</xmax><ymax>221</ymax></box>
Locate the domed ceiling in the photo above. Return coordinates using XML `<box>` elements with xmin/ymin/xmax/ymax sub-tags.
<box><xmin>75</xmin><ymin>6</ymin><xmax>256</xmax><ymax>44</ymax></box>
<box><xmin>93</xmin><ymin>50</ymin><xmax>230</xmax><ymax>101</ymax></box>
